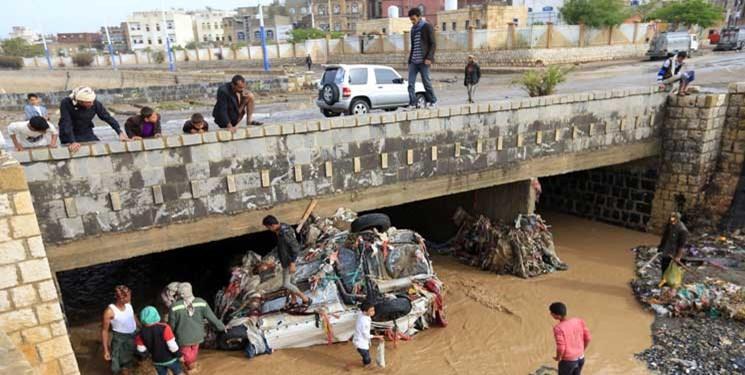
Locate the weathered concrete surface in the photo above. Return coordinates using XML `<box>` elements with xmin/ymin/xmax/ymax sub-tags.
<box><xmin>0</xmin><ymin>155</ymin><xmax>79</xmax><ymax>374</ymax></box>
<box><xmin>13</xmin><ymin>86</ymin><xmax>667</xmax><ymax>271</ymax></box>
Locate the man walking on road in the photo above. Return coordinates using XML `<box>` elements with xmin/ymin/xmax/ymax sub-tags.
<box><xmin>407</xmin><ymin>8</ymin><xmax>436</xmax><ymax>108</ymax></box>
<box><xmin>464</xmin><ymin>55</ymin><xmax>481</xmax><ymax>103</ymax></box>
<box><xmin>550</xmin><ymin>302</ymin><xmax>591</xmax><ymax>375</ymax></box>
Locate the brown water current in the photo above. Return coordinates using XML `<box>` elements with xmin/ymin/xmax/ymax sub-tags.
<box><xmin>70</xmin><ymin>213</ymin><xmax>658</xmax><ymax>374</ymax></box>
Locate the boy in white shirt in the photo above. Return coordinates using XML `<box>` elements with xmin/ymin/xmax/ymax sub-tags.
<box><xmin>8</xmin><ymin>116</ymin><xmax>58</xmax><ymax>151</ymax></box>
<box><xmin>352</xmin><ymin>302</ymin><xmax>383</xmax><ymax>369</ymax></box>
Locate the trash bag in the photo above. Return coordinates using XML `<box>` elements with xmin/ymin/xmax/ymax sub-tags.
<box><xmin>659</xmin><ymin>262</ymin><xmax>684</xmax><ymax>288</ymax></box>
<box><xmin>217</xmin><ymin>325</ymin><xmax>249</xmax><ymax>351</ymax></box>
<box><xmin>375</xmin><ymin>339</ymin><xmax>386</xmax><ymax>368</ymax></box>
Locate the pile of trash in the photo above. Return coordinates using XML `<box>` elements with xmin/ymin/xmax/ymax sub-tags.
<box><xmin>636</xmin><ymin>316</ymin><xmax>745</xmax><ymax>374</ymax></box>
<box><xmin>631</xmin><ymin>244</ymin><xmax>745</xmax><ymax>320</ymax></box>
<box><xmin>208</xmin><ymin>208</ymin><xmax>445</xmax><ymax>355</ymax></box>
<box><xmin>450</xmin><ymin>208</ymin><xmax>568</xmax><ymax>278</ymax></box>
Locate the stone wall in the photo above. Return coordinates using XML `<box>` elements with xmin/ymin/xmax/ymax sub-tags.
<box><xmin>12</xmin><ymin>86</ymin><xmax>667</xmax><ymax>271</ymax></box>
<box><xmin>328</xmin><ymin>44</ymin><xmax>648</xmax><ymax>67</ymax></box>
<box><xmin>0</xmin><ymin>73</ymin><xmax>315</xmax><ymax>111</ymax></box>
<box><xmin>649</xmin><ymin>93</ymin><xmax>729</xmax><ymax>232</ymax></box>
<box><xmin>540</xmin><ymin>159</ymin><xmax>658</xmax><ymax>230</ymax></box>
<box><xmin>0</xmin><ymin>154</ymin><xmax>79</xmax><ymax>374</ymax></box>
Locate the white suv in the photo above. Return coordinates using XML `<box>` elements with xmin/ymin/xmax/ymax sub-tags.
<box><xmin>316</xmin><ymin>64</ymin><xmax>427</xmax><ymax>117</ymax></box>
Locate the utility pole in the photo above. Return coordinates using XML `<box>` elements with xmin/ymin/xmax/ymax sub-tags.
<box><xmin>103</xmin><ymin>25</ymin><xmax>118</xmax><ymax>71</ymax></box>
<box><xmin>160</xmin><ymin>4</ymin><xmax>176</xmax><ymax>72</ymax></box>
<box><xmin>328</xmin><ymin>0</ymin><xmax>333</xmax><ymax>31</ymax></box>
<box><xmin>259</xmin><ymin>4</ymin><xmax>270</xmax><ymax>71</ymax></box>
<box><xmin>309</xmin><ymin>0</ymin><xmax>316</xmax><ymax>28</ymax></box>
<box><xmin>40</xmin><ymin>32</ymin><xmax>52</xmax><ymax>71</ymax></box>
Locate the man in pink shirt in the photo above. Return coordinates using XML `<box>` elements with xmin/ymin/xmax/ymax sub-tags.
<box><xmin>550</xmin><ymin>302</ymin><xmax>591</xmax><ymax>375</ymax></box>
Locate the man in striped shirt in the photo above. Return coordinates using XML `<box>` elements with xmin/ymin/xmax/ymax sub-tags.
<box><xmin>407</xmin><ymin>8</ymin><xmax>437</xmax><ymax>108</ymax></box>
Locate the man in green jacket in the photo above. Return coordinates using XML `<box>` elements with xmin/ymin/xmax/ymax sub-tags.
<box><xmin>168</xmin><ymin>282</ymin><xmax>225</xmax><ymax>373</ymax></box>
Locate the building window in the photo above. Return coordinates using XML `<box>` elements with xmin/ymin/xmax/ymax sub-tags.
<box><xmin>465</xmin><ymin>20</ymin><xmax>470</xmax><ymax>29</ymax></box>
<box><xmin>147</xmin><ymin>39</ymin><xmax>152</xmax><ymax>45</ymax></box>
<box><xmin>254</xmin><ymin>31</ymin><xmax>261</xmax><ymax>39</ymax></box>
<box><xmin>203</xmin><ymin>36</ymin><xmax>208</xmax><ymax>42</ymax></box>
<box><xmin>475</xmin><ymin>19</ymin><xmax>480</xmax><ymax>28</ymax></box>
<box><xmin>442</xmin><ymin>22</ymin><xmax>446</xmax><ymax>31</ymax></box>
<box><xmin>319</xmin><ymin>5</ymin><xmax>326</xmax><ymax>15</ymax></box>
<box><xmin>237</xmin><ymin>31</ymin><xmax>245</xmax><ymax>40</ymax></box>
<box><xmin>158</xmin><ymin>38</ymin><xmax>162</xmax><ymax>44</ymax></box>
<box><xmin>214</xmin><ymin>22</ymin><xmax>219</xmax><ymax>29</ymax></box>
<box><xmin>382</xmin><ymin>27</ymin><xmax>387</xmax><ymax>33</ymax></box>
<box><xmin>267</xmin><ymin>30</ymin><xmax>274</xmax><ymax>39</ymax></box>
<box><xmin>352</xmin><ymin>2</ymin><xmax>359</xmax><ymax>13</ymax></box>
<box><xmin>228</xmin><ymin>35</ymin><xmax>233</xmax><ymax>42</ymax></box>
<box><xmin>167</xmin><ymin>21</ymin><xmax>174</xmax><ymax>29</ymax></box>
<box><xmin>156</xmin><ymin>24</ymin><xmax>161</xmax><ymax>31</ymax></box>
<box><xmin>301</xmin><ymin>7</ymin><xmax>307</xmax><ymax>14</ymax></box>
<box><xmin>334</xmin><ymin>4</ymin><xmax>340</xmax><ymax>14</ymax></box>
<box><xmin>452</xmin><ymin>22</ymin><xmax>456</xmax><ymax>31</ymax></box>
<box><xmin>145</xmin><ymin>25</ymin><xmax>150</xmax><ymax>31</ymax></box>
<box><xmin>335</xmin><ymin>23</ymin><xmax>341</xmax><ymax>31</ymax></box>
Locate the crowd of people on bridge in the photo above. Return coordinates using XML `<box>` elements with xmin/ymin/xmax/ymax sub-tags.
<box><xmin>4</xmin><ymin>74</ymin><xmax>264</xmax><ymax>153</ymax></box>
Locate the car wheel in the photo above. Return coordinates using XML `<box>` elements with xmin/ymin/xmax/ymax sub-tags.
<box><xmin>349</xmin><ymin>99</ymin><xmax>370</xmax><ymax>115</ymax></box>
<box><xmin>351</xmin><ymin>213</ymin><xmax>391</xmax><ymax>233</ymax></box>
<box><xmin>322</xmin><ymin>84</ymin><xmax>339</xmax><ymax>105</ymax></box>
<box><xmin>416</xmin><ymin>93</ymin><xmax>426</xmax><ymax>108</ymax></box>
<box><xmin>322</xmin><ymin>109</ymin><xmax>341</xmax><ymax>117</ymax></box>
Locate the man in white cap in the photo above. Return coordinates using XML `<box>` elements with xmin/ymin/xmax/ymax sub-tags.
<box><xmin>59</xmin><ymin>86</ymin><xmax>129</xmax><ymax>152</ymax></box>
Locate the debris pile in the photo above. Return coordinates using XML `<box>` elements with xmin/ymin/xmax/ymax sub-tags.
<box><xmin>209</xmin><ymin>208</ymin><xmax>445</xmax><ymax>353</ymax></box>
<box><xmin>451</xmin><ymin>208</ymin><xmax>568</xmax><ymax>278</ymax></box>
<box><xmin>632</xmin><ymin>232</ymin><xmax>745</xmax><ymax>374</ymax></box>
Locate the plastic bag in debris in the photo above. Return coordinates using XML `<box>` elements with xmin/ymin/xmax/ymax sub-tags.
<box><xmin>659</xmin><ymin>262</ymin><xmax>684</xmax><ymax>289</ymax></box>
<box><xmin>375</xmin><ymin>339</ymin><xmax>386</xmax><ymax>368</ymax></box>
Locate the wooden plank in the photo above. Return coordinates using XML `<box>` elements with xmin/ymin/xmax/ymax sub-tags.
<box><xmin>295</xmin><ymin>199</ymin><xmax>318</xmax><ymax>233</ymax></box>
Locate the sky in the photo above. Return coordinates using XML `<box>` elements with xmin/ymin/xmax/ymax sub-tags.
<box><xmin>2</xmin><ymin>0</ymin><xmax>273</xmax><ymax>35</ymax></box>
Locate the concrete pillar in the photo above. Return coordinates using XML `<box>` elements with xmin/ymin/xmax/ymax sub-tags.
<box><xmin>578</xmin><ymin>23</ymin><xmax>585</xmax><ymax>47</ymax></box>
<box><xmin>473</xmin><ymin>181</ymin><xmax>536</xmax><ymax>223</ymax></box>
<box><xmin>507</xmin><ymin>23</ymin><xmax>515</xmax><ymax>50</ymax></box>
<box><xmin>607</xmin><ymin>26</ymin><xmax>613</xmax><ymax>46</ymax></box>
<box><xmin>0</xmin><ymin>154</ymin><xmax>80</xmax><ymax>375</ymax></box>
<box><xmin>468</xmin><ymin>26</ymin><xmax>475</xmax><ymax>51</ymax></box>
<box><xmin>546</xmin><ymin>22</ymin><xmax>554</xmax><ymax>49</ymax></box>
<box><xmin>403</xmin><ymin>31</ymin><xmax>410</xmax><ymax>55</ymax></box>
<box><xmin>325</xmin><ymin>34</ymin><xmax>331</xmax><ymax>60</ymax></box>
<box><xmin>632</xmin><ymin>21</ymin><xmax>640</xmax><ymax>44</ymax></box>
<box><xmin>649</xmin><ymin>93</ymin><xmax>729</xmax><ymax>232</ymax></box>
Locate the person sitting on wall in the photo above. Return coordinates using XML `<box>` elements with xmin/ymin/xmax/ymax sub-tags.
<box><xmin>212</xmin><ymin>74</ymin><xmax>263</xmax><ymax>133</ymax></box>
<box><xmin>657</xmin><ymin>51</ymin><xmax>695</xmax><ymax>96</ymax></box>
<box><xmin>124</xmin><ymin>106</ymin><xmax>161</xmax><ymax>140</ymax></box>
<box><xmin>182</xmin><ymin>113</ymin><xmax>209</xmax><ymax>134</ymax></box>
<box><xmin>59</xmin><ymin>86</ymin><xmax>129</xmax><ymax>153</ymax></box>
<box><xmin>8</xmin><ymin>116</ymin><xmax>58</xmax><ymax>151</ymax></box>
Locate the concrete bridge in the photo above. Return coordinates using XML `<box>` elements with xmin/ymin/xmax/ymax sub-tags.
<box><xmin>17</xmin><ymin>86</ymin><xmax>668</xmax><ymax>271</ymax></box>
<box><xmin>2</xmin><ymin>82</ymin><xmax>744</xmax><ymax>375</ymax></box>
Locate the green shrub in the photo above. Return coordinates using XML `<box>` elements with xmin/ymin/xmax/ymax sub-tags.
<box><xmin>0</xmin><ymin>56</ymin><xmax>23</xmax><ymax>70</ymax></box>
<box><xmin>152</xmin><ymin>51</ymin><xmax>166</xmax><ymax>64</ymax></box>
<box><xmin>514</xmin><ymin>65</ymin><xmax>571</xmax><ymax>97</ymax></box>
<box><xmin>72</xmin><ymin>52</ymin><xmax>94</xmax><ymax>67</ymax></box>
<box><xmin>288</xmin><ymin>28</ymin><xmax>344</xmax><ymax>43</ymax></box>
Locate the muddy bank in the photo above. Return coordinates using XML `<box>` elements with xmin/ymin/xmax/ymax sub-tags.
<box><xmin>69</xmin><ymin>213</ymin><xmax>655</xmax><ymax>374</ymax></box>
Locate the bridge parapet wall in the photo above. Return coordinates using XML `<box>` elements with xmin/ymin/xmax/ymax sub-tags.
<box><xmin>13</xmin><ymin>86</ymin><xmax>667</xmax><ymax>271</ymax></box>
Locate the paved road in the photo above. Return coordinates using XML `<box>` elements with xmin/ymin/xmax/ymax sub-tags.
<box><xmin>29</xmin><ymin>50</ymin><xmax>745</xmax><ymax>144</ymax></box>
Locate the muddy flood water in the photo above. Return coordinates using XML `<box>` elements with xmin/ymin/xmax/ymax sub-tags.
<box><xmin>68</xmin><ymin>213</ymin><xmax>658</xmax><ymax>374</ymax></box>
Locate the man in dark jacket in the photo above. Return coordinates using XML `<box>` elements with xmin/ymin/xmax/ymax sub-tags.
<box><xmin>212</xmin><ymin>75</ymin><xmax>262</xmax><ymax>133</ymax></box>
<box><xmin>464</xmin><ymin>55</ymin><xmax>481</xmax><ymax>103</ymax></box>
<box><xmin>59</xmin><ymin>86</ymin><xmax>129</xmax><ymax>153</ymax></box>
<box><xmin>407</xmin><ymin>8</ymin><xmax>437</xmax><ymax>108</ymax></box>
<box><xmin>262</xmin><ymin>215</ymin><xmax>311</xmax><ymax>309</ymax></box>
<box><xmin>658</xmin><ymin>212</ymin><xmax>689</xmax><ymax>277</ymax></box>
<box><xmin>124</xmin><ymin>106</ymin><xmax>161</xmax><ymax>139</ymax></box>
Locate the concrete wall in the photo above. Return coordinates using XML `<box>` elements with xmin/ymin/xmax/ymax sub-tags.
<box><xmin>328</xmin><ymin>44</ymin><xmax>648</xmax><ymax>66</ymax></box>
<box><xmin>540</xmin><ymin>159</ymin><xmax>659</xmax><ymax>230</ymax></box>
<box><xmin>0</xmin><ymin>154</ymin><xmax>79</xmax><ymax>374</ymax></box>
<box><xmin>10</xmin><ymin>86</ymin><xmax>667</xmax><ymax>271</ymax></box>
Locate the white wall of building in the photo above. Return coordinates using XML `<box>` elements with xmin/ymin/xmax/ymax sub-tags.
<box><xmin>191</xmin><ymin>9</ymin><xmax>236</xmax><ymax>43</ymax></box>
<box><xmin>126</xmin><ymin>10</ymin><xmax>195</xmax><ymax>50</ymax></box>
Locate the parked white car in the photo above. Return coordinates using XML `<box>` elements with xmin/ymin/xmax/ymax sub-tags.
<box><xmin>316</xmin><ymin>64</ymin><xmax>427</xmax><ymax>117</ymax></box>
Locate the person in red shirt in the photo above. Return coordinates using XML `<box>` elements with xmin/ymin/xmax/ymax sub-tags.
<box><xmin>135</xmin><ymin>306</ymin><xmax>183</xmax><ymax>375</ymax></box>
<box><xmin>550</xmin><ymin>302</ymin><xmax>591</xmax><ymax>375</ymax></box>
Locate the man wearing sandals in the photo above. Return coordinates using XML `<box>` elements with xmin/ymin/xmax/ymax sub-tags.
<box><xmin>657</xmin><ymin>51</ymin><xmax>695</xmax><ymax>96</ymax></box>
<box><xmin>212</xmin><ymin>75</ymin><xmax>263</xmax><ymax>132</ymax></box>
<box><xmin>262</xmin><ymin>215</ymin><xmax>312</xmax><ymax>310</ymax></box>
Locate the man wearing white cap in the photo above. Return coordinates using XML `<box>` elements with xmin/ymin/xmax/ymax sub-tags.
<box><xmin>59</xmin><ymin>86</ymin><xmax>129</xmax><ymax>152</ymax></box>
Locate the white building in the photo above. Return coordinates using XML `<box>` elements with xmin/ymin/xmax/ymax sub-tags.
<box><xmin>512</xmin><ymin>0</ymin><xmax>565</xmax><ymax>25</ymax></box>
<box><xmin>8</xmin><ymin>26</ymin><xmax>40</xmax><ymax>44</ymax></box>
<box><xmin>125</xmin><ymin>10</ymin><xmax>195</xmax><ymax>50</ymax></box>
<box><xmin>190</xmin><ymin>8</ymin><xmax>236</xmax><ymax>44</ymax></box>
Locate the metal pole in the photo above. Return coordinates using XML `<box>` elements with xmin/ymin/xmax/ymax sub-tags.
<box><xmin>161</xmin><ymin>4</ymin><xmax>176</xmax><ymax>72</ymax></box>
<box><xmin>103</xmin><ymin>25</ymin><xmax>118</xmax><ymax>70</ymax></box>
<box><xmin>309</xmin><ymin>0</ymin><xmax>316</xmax><ymax>28</ymax></box>
<box><xmin>259</xmin><ymin>4</ymin><xmax>270</xmax><ymax>71</ymax></box>
<box><xmin>40</xmin><ymin>32</ymin><xmax>53</xmax><ymax>71</ymax></box>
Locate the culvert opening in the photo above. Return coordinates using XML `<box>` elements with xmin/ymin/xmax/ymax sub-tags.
<box><xmin>537</xmin><ymin>158</ymin><xmax>660</xmax><ymax>231</ymax></box>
